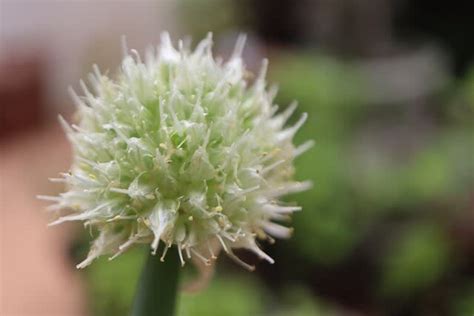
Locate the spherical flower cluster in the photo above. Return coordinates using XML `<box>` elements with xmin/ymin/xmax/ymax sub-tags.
<box><xmin>40</xmin><ymin>33</ymin><xmax>312</xmax><ymax>270</ymax></box>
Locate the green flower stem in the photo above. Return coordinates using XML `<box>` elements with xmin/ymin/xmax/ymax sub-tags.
<box><xmin>131</xmin><ymin>247</ymin><xmax>180</xmax><ymax>316</ymax></box>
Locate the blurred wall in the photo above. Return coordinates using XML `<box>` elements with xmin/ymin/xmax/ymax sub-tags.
<box><xmin>0</xmin><ymin>0</ymin><xmax>178</xmax><ymax>118</ymax></box>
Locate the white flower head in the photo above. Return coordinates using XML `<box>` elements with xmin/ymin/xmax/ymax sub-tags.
<box><xmin>40</xmin><ymin>33</ymin><xmax>312</xmax><ymax>270</ymax></box>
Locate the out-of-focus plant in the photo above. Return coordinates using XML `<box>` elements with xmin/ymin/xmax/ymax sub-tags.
<box><xmin>179</xmin><ymin>276</ymin><xmax>264</xmax><ymax>316</ymax></box>
<box><xmin>87</xmin><ymin>249</ymin><xmax>330</xmax><ymax>316</ymax></box>
<box><xmin>270</xmin><ymin>54</ymin><xmax>370</xmax><ymax>264</ymax></box>
<box><xmin>178</xmin><ymin>0</ymin><xmax>240</xmax><ymax>40</ymax></box>
<box><xmin>267</xmin><ymin>52</ymin><xmax>473</xmax><ymax>315</ymax></box>
<box><xmin>269</xmin><ymin>52</ymin><xmax>473</xmax><ymax>264</ymax></box>
<box><xmin>451</xmin><ymin>282</ymin><xmax>474</xmax><ymax>316</ymax></box>
<box><xmin>86</xmin><ymin>248</ymin><xmax>144</xmax><ymax>316</ymax></box>
<box><xmin>271</xmin><ymin>54</ymin><xmax>369</xmax><ymax>137</ymax></box>
<box><xmin>378</xmin><ymin>223</ymin><xmax>451</xmax><ymax>298</ymax></box>
<box><xmin>274</xmin><ymin>286</ymin><xmax>334</xmax><ymax>316</ymax></box>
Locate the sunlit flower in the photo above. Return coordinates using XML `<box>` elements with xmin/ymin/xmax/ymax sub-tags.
<box><xmin>39</xmin><ymin>33</ymin><xmax>312</xmax><ymax>270</ymax></box>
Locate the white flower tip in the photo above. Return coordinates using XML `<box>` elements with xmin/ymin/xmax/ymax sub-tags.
<box><xmin>256</xmin><ymin>58</ymin><xmax>269</xmax><ymax>83</ymax></box>
<box><xmin>206</xmin><ymin>31</ymin><xmax>213</xmax><ymax>42</ymax></box>
<box><xmin>76</xmin><ymin>257</ymin><xmax>93</xmax><ymax>269</ymax></box>
<box><xmin>121</xmin><ymin>35</ymin><xmax>129</xmax><ymax>57</ymax></box>
<box><xmin>301</xmin><ymin>180</ymin><xmax>313</xmax><ymax>191</ymax></box>
<box><xmin>159</xmin><ymin>32</ymin><xmax>180</xmax><ymax>63</ymax></box>
<box><xmin>57</xmin><ymin>115</ymin><xmax>73</xmax><ymax>135</ymax></box>
<box><xmin>36</xmin><ymin>194</ymin><xmax>59</xmax><ymax>201</ymax></box>
<box><xmin>47</xmin><ymin>220</ymin><xmax>62</xmax><ymax>227</ymax></box>
<box><xmin>294</xmin><ymin>140</ymin><xmax>315</xmax><ymax>157</ymax></box>
<box><xmin>232</xmin><ymin>33</ymin><xmax>247</xmax><ymax>59</ymax></box>
<box><xmin>296</xmin><ymin>112</ymin><xmax>308</xmax><ymax>130</ymax></box>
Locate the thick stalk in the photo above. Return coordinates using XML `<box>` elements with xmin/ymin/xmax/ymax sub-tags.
<box><xmin>131</xmin><ymin>246</ymin><xmax>180</xmax><ymax>316</ymax></box>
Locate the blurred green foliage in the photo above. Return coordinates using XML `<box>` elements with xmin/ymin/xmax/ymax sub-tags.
<box><xmin>270</xmin><ymin>54</ymin><xmax>473</xmax><ymax>263</ymax></box>
<box><xmin>86</xmin><ymin>247</ymin><xmax>330</xmax><ymax>316</ymax></box>
<box><xmin>178</xmin><ymin>0</ymin><xmax>241</xmax><ymax>40</ymax></box>
<box><xmin>86</xmin><ymin>248</ymin><xmax>144</xmax><ymax>316</ymax></box>
<box><xmin>379</xmin><ymin>223</ymin><xmax>451</xmax><ymax>298</ymax></box>
<box><xmin>464</xmin><ymin>68</ymin><xmax>474</xmax><ymax>108</ymax></box>
<box><xmin>179</xmin><ymin>277</ymin><xmax>331</xmax><ymax>316</ymax></box>
<box><xmin>179</xmin><ymin>276</ymin><xmax>263</xmax><ymax>316</ymax></box>
<box><xmin>451</xmin><ymin>282</ymin><xmax>474</xmax><ymax>316</ymax></box>
<box><xmin>269</xmin><ymin>54</ymin><xmax>473</xmax><ymax>312</ymax></box>
<box><xmin>271</xmin><ymin>54</ymin><xmax>370</xmax><ymax>264</ymax></box>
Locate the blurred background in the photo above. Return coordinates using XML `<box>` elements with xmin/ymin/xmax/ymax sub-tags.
<box><xmin>1</xmin><ymin>1</ymin><xmax>473</xmax><ymax>315</ymax></box>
